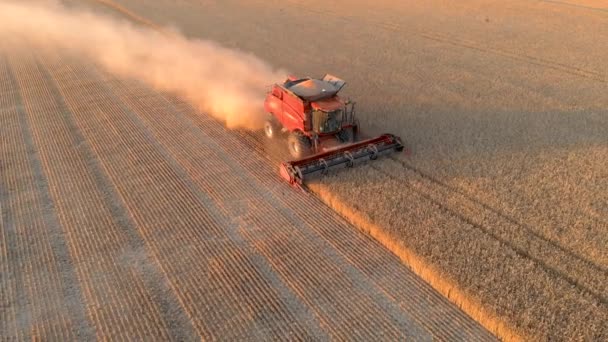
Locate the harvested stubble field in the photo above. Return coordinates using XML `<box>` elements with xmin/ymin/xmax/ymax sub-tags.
<box><xmin>0</xmin><ymin>12</ymin><xmax>494</xmax><ymax>342</ymax></box>
<box><xmin>95</xmin><ymin>0</ymin><xmax>608</xmax><ymax>340</ymax></box>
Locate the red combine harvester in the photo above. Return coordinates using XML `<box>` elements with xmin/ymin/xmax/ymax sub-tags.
<box><xmin>263</xmin><ymin>74</ymin><xmax>405</xmax><ymax>187</ymax></box>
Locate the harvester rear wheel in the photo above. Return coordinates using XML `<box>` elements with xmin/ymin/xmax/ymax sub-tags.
<box><xmin>287</xmin><ymin>131</ymin><xmax>312</xmax><ymax>159</ymax></box>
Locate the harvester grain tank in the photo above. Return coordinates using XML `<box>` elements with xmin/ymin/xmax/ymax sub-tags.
<box><xmin>263</xmin><ymin>74</ymin><xmax>406</xmax><ymax>187</ymax></box>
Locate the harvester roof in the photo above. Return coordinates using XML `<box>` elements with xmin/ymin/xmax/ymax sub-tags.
<box><xmin>284</xmin><ymin>75</ymin><xmax>345</xmax><ymax>102</ymax></box>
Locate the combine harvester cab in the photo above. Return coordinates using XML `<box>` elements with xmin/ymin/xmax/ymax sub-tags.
<box><xmin>263</xmin><ymin>74</ymin><xmax>406</xmax><ymax>188</ymax></box>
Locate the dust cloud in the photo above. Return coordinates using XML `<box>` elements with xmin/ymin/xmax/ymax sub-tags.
<box><xmin>0</xmin><ymin>1</ymin><xmax>286</xmax><ymax>129</ymax></box>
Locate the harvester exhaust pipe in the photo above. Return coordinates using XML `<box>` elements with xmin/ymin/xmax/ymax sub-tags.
<box><xmin>279</xmin><ymin>133</ymin><xmax>405</xmax><ymax>187</ymax></box>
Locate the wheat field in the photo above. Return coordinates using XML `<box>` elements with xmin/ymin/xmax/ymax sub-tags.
<box><xmin>2</xmin><ymin>0</ymin><xmax>607</xmax><ymax>340</ymax></box>
<box><xmin>94</xmin><ymin>0</ymin><xmax>608</xmax><ymax>339</ymax></box>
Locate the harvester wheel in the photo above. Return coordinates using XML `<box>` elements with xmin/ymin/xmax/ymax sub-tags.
<box><xmin>264</xmin><ymin>117</ymin><xmax>279</xmax><ymax>139</ymax></box>
<box><xmin>287</xmin><ymin>131</ymin><xmax>312</xmax><ymax>159</ymax></box>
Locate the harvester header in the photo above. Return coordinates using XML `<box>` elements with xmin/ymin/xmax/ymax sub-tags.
<box><xmin>279</xmin><ymin>134</ymin><xmax>404</xmax><ymax>187</ymax></box>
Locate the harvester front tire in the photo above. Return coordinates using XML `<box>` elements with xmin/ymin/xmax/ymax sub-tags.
<box><xmin>287</xmin><ymin>132</ymin><xmax>312</xmax><ymax>159</ymax></box>
<box><xmin>264</xmin><ymin>118</ymin><xmax>279</xmax><ymax>139</ymax></box>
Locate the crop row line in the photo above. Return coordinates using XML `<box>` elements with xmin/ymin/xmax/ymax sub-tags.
<box><xmin>1</xmin><ymin>53</ymin><xmax>89</xmax><ymax>340</ymax></box>
<box><xmin>11</xmin><ymin>52</ymin><xmax>172</xmax><ymax>340</ymax></box>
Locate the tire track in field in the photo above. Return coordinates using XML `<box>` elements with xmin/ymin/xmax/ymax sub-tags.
<box><xmin>43</xmin><ymin>54</ymin><xmax>321</xmax><ymax>340</ymax></box>
<box><xmin>283</xmin><ymin>0</ymin><xmax>607</xmax><ymax>84</ymax></box>
<box><xmin>8</xmin><ymin>52</ymin><xmax>173</xmax><ymax>340</ymax></box>
<box><xmin>92</xmin><ymin>73</ymin><xmax>426</xmax><ymax>340</ymax></box>
<box><xmin>0</xmin><ymin>56</ymin><xmax>76</xmax><ymax>340</ymax></box>
<box><xmin>158</xmin><ymin>91</ymin><xmax>495</xmax><ymax>340</ymax></box>
<box><xmin>387</xmin><ymin>155</ymin><xmax>608</xmax><ymax>276</ymax></box>
<box><xmin>539</xmin><ymin>0</ymin><xmax>608</xmax><ymax>13</ymax></box>
<box><xmin>370</xmin><ymin>159</ymin><xmax>608</xmax><ymax>305</ymax></box>
<box><xmin>413</xmin><ymin>31</ymin><xmax>606</xmax><ymax>82</ymax></box>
